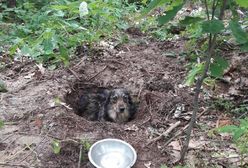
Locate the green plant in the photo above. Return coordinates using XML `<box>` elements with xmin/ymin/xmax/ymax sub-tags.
<box><xmin>78</xmin><ymin>139</ymin><xmax>91</xmax><ymax>164</ymax></box>
<box><xmin>0</xmin><ymin>0</ymin><xmax>138</xmax><ymax>65</ymax></box>
<box><xmin>231</xmin><ymin>104</ymin><xmax>248</xmax><ymax>115</ymax></box>
<box><xmin>141</xmin><ymin>0</ymin><xmax>248</xmax><ymax>163</ymax></box>
<box><xmin>51</xmin><ymin>139</ymin><xmax>61</xmax><ymax>154</ymax></box>
<box><xmin>0</xmin><ymin>80</ymin><xmax>7</xmax><ymax>92</ymax></box>
<box><xmin>0</xmin><ymin>119</ymin><xmax>4</xmax><ymax>129</ymax></box>
<box><xmin>219</xmin><ymin>118</ymin><xmax>248</xmax><ymax>165</ymax></box>
<box><xmin>81</xmin><ymin>139</ymin><xmax>91</xmax><ymax>151</ymax></box>
<box><xmin>212</xmin><ymin>98</ymin><xmax>235</xmax><ymax>112</ymax></box>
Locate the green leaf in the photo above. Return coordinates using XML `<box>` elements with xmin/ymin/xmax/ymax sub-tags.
<box><xmin>233</xmin><ymin>129</ymin><xmax>246</xmax><ymax>141</ymax></box>
<box><xmin>240</xmin><ymin>42</ymin><xmax>248</xmax><ymax>51</ymax></box>
<box><xmin>0</xmin><ymin>80</ymin><xmax>8</xmax><ymax>93</ymax></box>
<box><xmin>219</xmin><ymin>125</ymin><xmax>239</xmax><ymax>133</ymax></box>
<box><xmin>210</xmin><ymin>56</ymin><xmax>229</xmax><ymax>78</ymax></box>
<box><xmin>43</xmin><ymin>39</ymin><xmax>54</xmax><ymax>55</ymax></box>
<box><xmin>229</xmin><ymin>20</ymin><xmax>248</xmax><ymax>44</ymax></box>
<box><xmin>235</xmin><ymin>0</ymin><xmax>248</xmax><ymax>8</ymax></box>
<box><xmin>59</xmin><ymin>45</ymin><xmax>69</xmax><ymax>66</ymax></box>
<box><xmin>9</xmin><ymin>38</ymin><xmax>24</xmax><ymax>55</ymax></box>
<box><xmin>21</xmin><ymin>45</ymin><xmax>33</xmax><ymax>56</ymax></box>
<box><xmin>141</xmin><ymin>0</ymin><xmax>170</xmax><ymax>16</ymax></box>
<box><xmin>202</xmin><ymin>20</ymin><xmax>224</xmax><ymax>34</ymax></box>
<box><xmin>0</xmin><ymin>120</ymin><xmax>4</xmax><ymax>128</ymax></box>
<box><xmin>185</xmin><ymin>63</ymin><xmax>204</xmax><ymax>86</ymax></box>
<box><xmin>180</xmin><ymin>16</ymin><xmax>203</xmax><ymax>26</ymax></box>
<box><xmin>158</xmin><ymin>3</ymin><xmax>184</xmax><ymax>25</ymax></box>
<box><xmin>240</xmin><ymin>119</ymin><xmax>248</xmax><ymax>128</ymax></box>
<box><xmin>51</xmin><ymin>140</ymin><xmax>61</xmax><ymax>154</ymax></box>
<box><xmin>81</xmin><ymin>139</ymin><xmax>91</xmax><ymax>151</ymax></box>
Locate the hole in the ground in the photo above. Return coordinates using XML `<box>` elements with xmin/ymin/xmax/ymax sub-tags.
<box><xmin>65</xmin><ymin>82</ymin><xmax>137</xmax><ymax>123</ymax></box>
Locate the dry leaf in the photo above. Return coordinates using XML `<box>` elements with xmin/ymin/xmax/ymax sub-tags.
<box><xmin>144</xmin><ymin>161</ymin><xmax>152</xmax><ymax>168</ymax></box>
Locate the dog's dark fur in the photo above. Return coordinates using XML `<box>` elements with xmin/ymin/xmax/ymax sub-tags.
<box><xmin>78</xmin><ymin>88</ymin><xmax>135</xmax><ymax>123</ymax></box>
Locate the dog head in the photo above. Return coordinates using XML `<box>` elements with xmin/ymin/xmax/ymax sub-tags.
<box><xmin>105</xmin><ymin>88</ymin><xmax>135</xmax><ymax>123</ymax></box>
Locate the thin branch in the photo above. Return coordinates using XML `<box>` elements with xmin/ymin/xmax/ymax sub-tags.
<box><xmin>0</xmin><ymin>162</ymin><xmax>28</xmax><ymax>168</ymax></box>
<box><xmin>68</xmin><ymin>68</ymin><xmax>80</xmax><ymax>80</ymax></box>
<box><xmin>211</xmin><ymin>0</ymin><xmax>217</xmax><ymax>20</ymax></box>
<box><xmin>179</xmin><ymin>0</ymin><xmax>227</xmax><ymax>163</ymax></box>
<box><xmin>147</xmin><ymin>121</ymin><xmax>181</xmax><ymax>145</ymax></box>
<box><xmin>78</xmin><ymin>144</ymin><xmax>83</xmax><ymax>168</ymax></box>
<box><xmin>204</xmin><ymin>0</ymin><xmax>210</xmax><ymax>20</ymax></box>
<box><xmin>87</xmin><ymin>65</ymin><xmax>108</xmax><ymax>81</ymax></box>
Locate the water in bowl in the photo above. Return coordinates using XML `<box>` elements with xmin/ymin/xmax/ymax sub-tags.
<box><xmin>99</xmin><ymin>151</ymin><xmax>132</xmax><ymax>168</ymax></box>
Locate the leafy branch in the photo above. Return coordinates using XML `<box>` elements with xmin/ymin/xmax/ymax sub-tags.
<box><xmin>180</xmin><ymin>1</ymin><xmax>227</xmax><ymax>162</ymax></box>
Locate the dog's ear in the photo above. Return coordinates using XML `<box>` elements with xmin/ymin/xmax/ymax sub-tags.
<box><xmin>126</xmin><ymin>93</ymin><xmax>137</xmax><ymax>120</ymax></box>
<box><xmin>126</xmin><ymin>92</ymin><xmax>133</xmax><ymax>105</ymax></box>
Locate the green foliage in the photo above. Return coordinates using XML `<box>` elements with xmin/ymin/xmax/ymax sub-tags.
<box><xmin>0</xmin><ymin>119</ymin><xmax>4</xmax><ymax>129</ymax></box>
<box><xmin>0</xmin><ymin>0</ymin><xmax>137</xmax><ymax>64</ymax></box>
<box><xmin>0</xmin><ymin>80</ymin><xmax>8</xmax><ymax>92</ymax></box>
<box><xmin>51</xmin><ymin>140</ymin><xmax>61</xmax><ymax>154</ymax></box>
<box><xmin>158</xmin><ymin>3</ymin><xmax>184</xmax><ymax>25</ymax></box>
<box><xmin>229</xmin><ymin>20</ymin><xmax>248</xmax><ymax>51</ymax></box>
<box><xmin>219</xmin><ymin>118</ymin><xmax>248</xmax><ymax>156</ymax></box>
<box><xmin>231</xmin><ymin>104</ymin><xmax>248</xmax><ymax>115</ymax></box>
<box><xmin>185</xmin><ymin>63</ymin><xmax>204</xmax><ymax>86</ymax></box>
<box><xmin>212</xmin><ymin>98</ymin><xmax>235</xmax><ymax>113</ymax></box>
<box><xmin>235</xmin><ymin>0</ymin><xmax>248</xmax><ymax>8</ymax></box>
<box><xmin>81</xmin><ymin>139</ymin><xmax>91</xmax><ymax>151</ymax></box>
<box><xmin>202</xmin><ymin>20</ymin><xmax>225</xmax><ymax>34</ymax></box>
<box><xmin>141</xmin><ymin>0</ymin><xmax>170</xmax><ymax>16</ymax></box>
<box><xmin>209</xmin><ymin>56</ymin><xmax>228</xmax><ymax>78</ymax></box>
<box><xmin>179</xmin><ymin>16</ymin><xmax>203</xmax><ymax>26</ymax></box>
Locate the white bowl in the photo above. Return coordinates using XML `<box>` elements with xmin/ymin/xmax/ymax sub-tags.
<box><xmin>88</xmin><ymin>138</ymin><xmax>137</xmax><ymax>168</ymax></box>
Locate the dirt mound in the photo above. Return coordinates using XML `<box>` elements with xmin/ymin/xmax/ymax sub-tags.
<box><xmin>2</xmin><ymin>37</ymin><xmax>240</xmax><ymax>167</ymax></box>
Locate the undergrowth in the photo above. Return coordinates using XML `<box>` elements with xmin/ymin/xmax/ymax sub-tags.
<box><xmin>0</xmin><ymin>0</ymin><xmax>138</xmax><ymax>65</ymax></box>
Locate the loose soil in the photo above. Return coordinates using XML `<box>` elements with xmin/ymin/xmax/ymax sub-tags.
<box><xmin>0</xmin><ymin>34</ymin><xmax>248</xmax><ymax>168</ymax></box>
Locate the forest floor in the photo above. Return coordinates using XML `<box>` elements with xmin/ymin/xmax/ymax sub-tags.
<box><xmin>0</xmin><ymin>31</ymin><xmax>248</xmax><ymax>168</ymax></box>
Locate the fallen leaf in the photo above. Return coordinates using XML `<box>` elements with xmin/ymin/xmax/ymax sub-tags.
<box><xmin>34</xmin><ymin>118</ymin><xmax>43</xmax><ymax>128</ymax></box>
<box><xmin>124</xmin><ymin>124</ymin><xmax>139</xmax><ymax>131</ymax></box>
<box><xmin>36</xmin><ymin>63</ymin><xmax>45</xmax><ymax>75</ymax></box>
<box><xmin>24</xmin><ymin>73</ymin><xmax>35</xmax><ymax>79</ymax></box>
<box><xmin>144</xmin><ymin>161</ymin><xmax>152</xmax><ymax>168</ymax></box>
<box><xmin>168</xmin><ymin>141</ymin><xmax>181</xmax><ymax>151</ymax></box>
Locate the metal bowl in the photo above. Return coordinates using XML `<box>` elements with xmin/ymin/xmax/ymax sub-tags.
<box><xmin>88</xmin><ymin>138</ymin><xmax>137</xmax><ymax>168</ymax></box>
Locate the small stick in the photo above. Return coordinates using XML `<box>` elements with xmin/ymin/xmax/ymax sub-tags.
<box><xmin>68</xmin><ymin>68</ymin><xmax>80</xmax><ymax>80</ymax></box>
<box><xmin>87</xmin><ymin>65</ymin><xmax>108</xmax><ymax>81</ymax></box>
<box><xmin>78</xmin><ymin>144</ymin><xmax>83</xmax><ymax>168</ymax></box>
<box><xmin>0</xmin><ymin>162</ymin><xmax>28</xmax><ymax>168</ymax></box>
<box><xmin>147</xmin><ymin>121</ymin><xmax>181</xmax><ymax>145</ymax></box>
<box><xmin>104</xmin><ymin>59</ymin><xmax>126</xmax><ymax>66</ymax></box>
<box><xmin>163</xmin><ymin>108</ymin><xmax>208</xmax><ymax>148</ymax></box>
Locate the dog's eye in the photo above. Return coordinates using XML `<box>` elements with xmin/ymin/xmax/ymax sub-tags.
<box><xmin>123</xmin><ymin>95</ymin><xmax>129</xmax><ymax>102</ymax></box>
<box><xmin>111</xmin><ymin>95</ymin><xmax>117</xmax><ymax>102</ymax></box>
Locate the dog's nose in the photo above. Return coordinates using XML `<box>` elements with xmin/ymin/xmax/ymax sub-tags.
<box><xmin>119</xmin><ymin>107</ymin><xmax>125</xmax><ymax>113</ymax></box>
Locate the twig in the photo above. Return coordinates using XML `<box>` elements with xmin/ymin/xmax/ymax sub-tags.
<box><xmin>147</xmin><ymin>121</ymin><xmax>181</xmax><ymax>145</ymax></box>
<box><xmin>180</xmin><ymin>0</ymin><xmax>227</xmax><ymax>158</ymax></box>
<box><xmin>163</xmin><ymin>108</ymin><xmax>207</xmax><ymax>149</ymax></box>
<box><xmin>6</xmin><ymin>146</ymin><xmax>27</xmax><ymax>161</ymax></box>
<box><xmin>0</xmin><ymin>134</ymin><xmax>14</xmax><ymax>143</ymax></box>
<box><xmin>78</xmin><ymin>144</ymin><xmax>83</xmax><ymax>168</ymax></box>
<box><xmin>68</xmin><ymin>68</ymin><xmax>80</xmax><ymax>80</ymax></box>
<box><xmin>0</xmin><ymin>162</ymin><xmax>28</xmax><ymax>168</ymax></box>
<box><xmin>19</xmin><ymin>131</ymin><xmax>51</xmax><ymax>163</ymax></box>
<box><xmin>104</xmin><ymin>59</ymin><xmax>126</xmax><ymax>66</ymax></box>
<box><xmin>204</xmin><ymin>0</ymin><xmax>210</xmax><ymax>20</ymax></box>
<box><xmin>87</xmin><ymin>65</ymin><xmax>108</xmax><ymax>81</ymax></box>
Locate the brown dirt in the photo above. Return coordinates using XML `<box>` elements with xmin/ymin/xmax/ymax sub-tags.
<box><xmin>0</xmin><ymin>35</ymin><xmax>248</xmax><ymax>168</ymax></box>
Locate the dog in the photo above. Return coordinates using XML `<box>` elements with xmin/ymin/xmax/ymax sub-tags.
<box><xmin>78</xmin><ymin>88</ymin><xmax>136</xmax><ymax>123</ymax></box>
